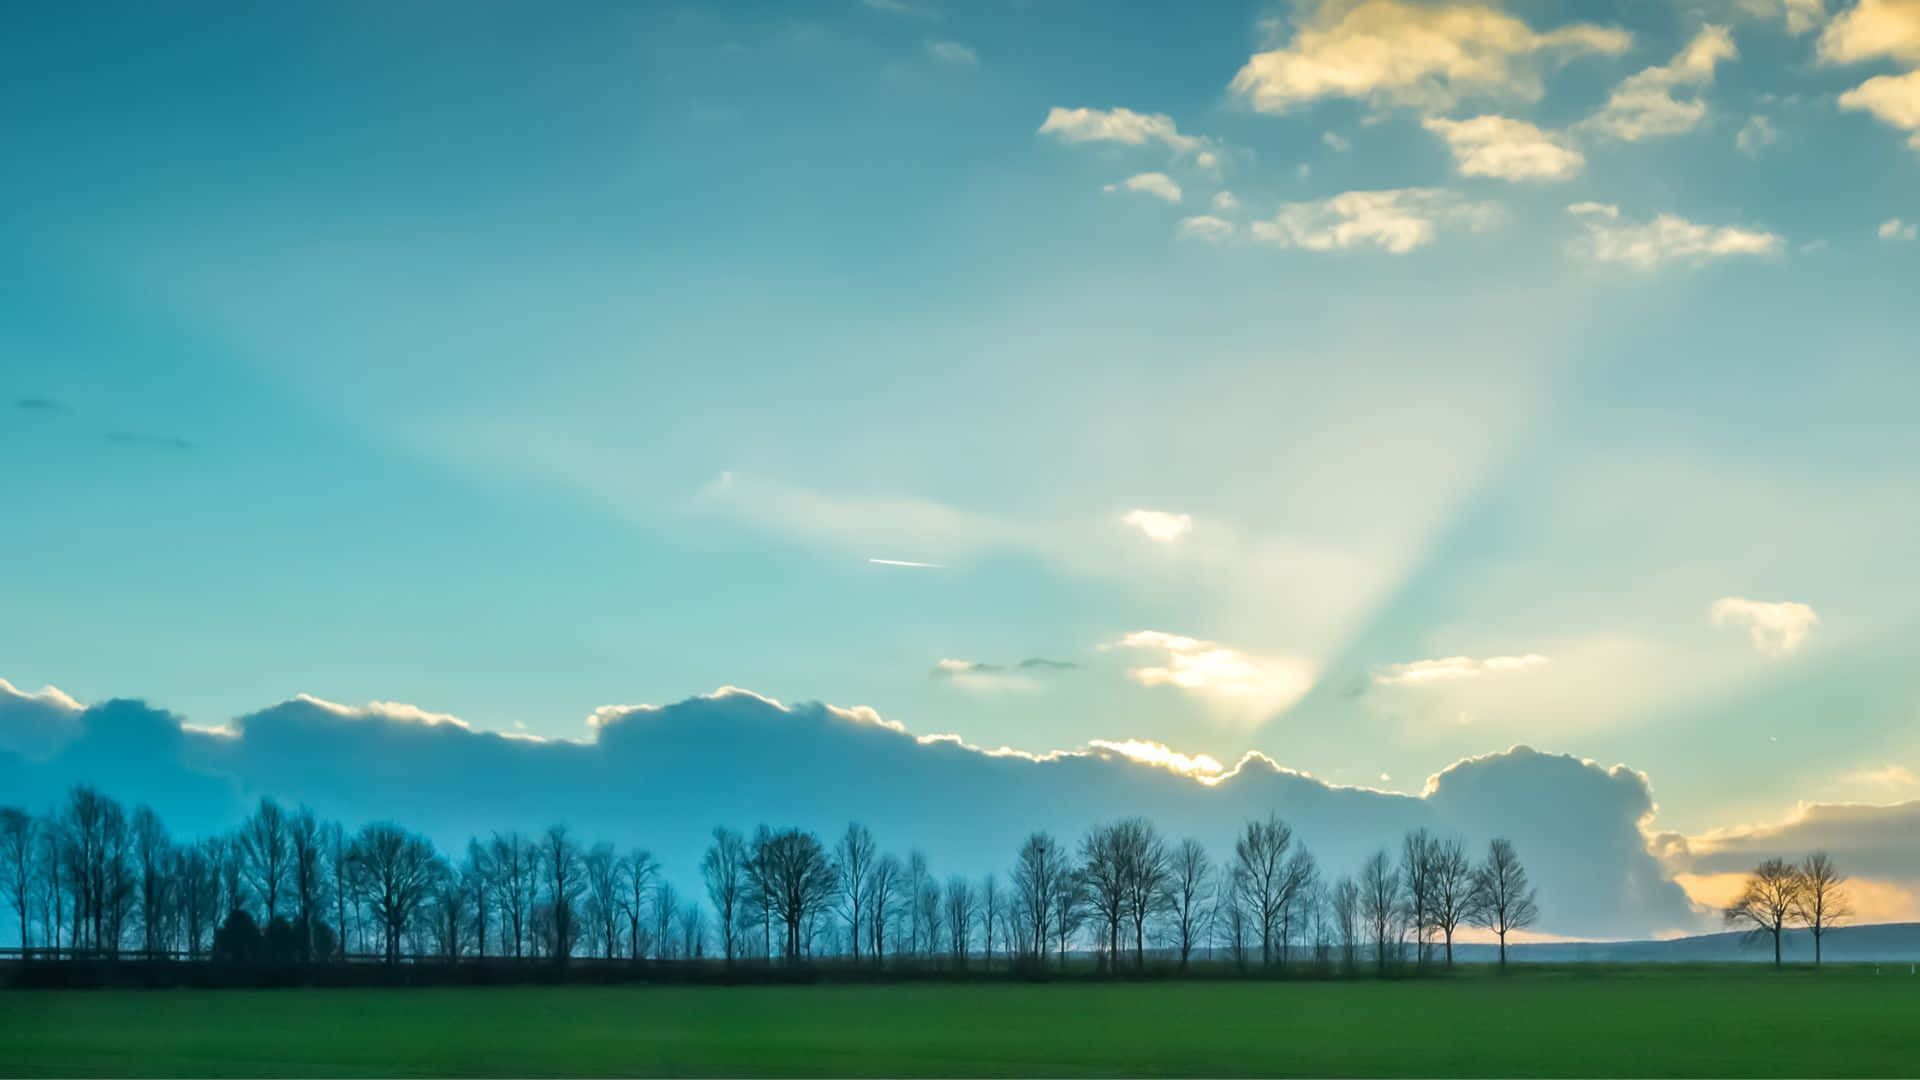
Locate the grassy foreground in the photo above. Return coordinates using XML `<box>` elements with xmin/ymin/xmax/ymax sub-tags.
<box><xmin>4</xmin><ymin>966</ymin><xmax>1918</xmax><ymax>1077</ymax></box>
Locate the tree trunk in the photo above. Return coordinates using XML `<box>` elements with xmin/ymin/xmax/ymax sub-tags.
<box><xmin>1773</xmin><ymin>929</ymin><xmax>1781</xmax><ymax>967</ymax></box>
<box><xmin>1498</xmin><ymin>930</ymin><xmax>1507</xmax><ymax>971</ymax></box>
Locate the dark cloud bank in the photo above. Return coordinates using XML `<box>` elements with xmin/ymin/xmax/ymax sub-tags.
<box><xmin>6</xmin><ymin>678</ymin><xmax>1895</xmax><ymax>941</ymax></box>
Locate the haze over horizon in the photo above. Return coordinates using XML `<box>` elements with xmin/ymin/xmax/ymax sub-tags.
<box><xmin>4</xmin><ymin>0</ymin><xmax>1918</xmax><ymax>942</ymax></box>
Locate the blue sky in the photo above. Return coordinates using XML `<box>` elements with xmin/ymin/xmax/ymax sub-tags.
<box><xmin>4</xmin><ymin>0</ymin><xmax>1918</xmax><ymax>856</ymax></box>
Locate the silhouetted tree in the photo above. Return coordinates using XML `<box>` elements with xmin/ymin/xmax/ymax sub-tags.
<box><xmin>238</xmin><ymin>798</ymin><xmax>290</xmax><ymax>923</ymax></box>
<box><xmin>1233</xmin><ymin>813</ymin><xmax>1295</xmax><ymax>968</ymax></box>
<box><xmin>979</xmin><ymin>872</ymin><xmax>1000</xmax><ymax>972</ymax></box>
<box><xmin>130</xmin><ymin>806</ymin><xmax>169</xmax><ymax>958</ymax></box>
<box><xmin>2</xmin><ymin>807</ymin><xmax>38</xmax><ymax>956</ymax></box>
<box><xmin>1725</xmin><ymin>856</ymin><xmax>1801</xmax><ymax>966</ymax></box>
<box><xmin>1360</xmin><ymin>849</ymin><xmax>1398</xmax><ymax>975</ymax></box>
<box><xmin>1081</xmin><ymin>823</ymin><xmax>1128</xmax><ymax>969</ymax></box>
<box><xmin>865</xmin><ymin>853</ymin><xmax>901</xmax><ymax>967</ymax></box>
<box><xmin>1169</xmin><ymin>838</ymin><xmax>1211</xmax><ymax>972</ymax></box>
<box><xmin>620</xmin><ymin>848</ymin><xmax>656</xmax><ymax>963</ymax></box>
<box><xmin>1013</xmin><ymin>831</ymin><xmax>1069</xmax><ymax>967</ymax></box>
<box><xmin>348</xmin><ymin>822</ymin><xmax>437</xmax><ymax>964</ymax></box>
<box><xmin>1792</xmin><ymin>852</ymin><xmax>1849</xmax><ymax>966</ymax></box>
<box><xmin>1399</xmin><ymin>828</ymin><xmax>1436</xmax><ymax>967</ymax></box>
<box><xmin>750</xmin><ymin>828</ymin><xmax>836</xmax><ymax>965</ymax></box>
<box><xmin>701</xmin><ymin>827</ymin><xmax>747</xmax><ymax>966</ymax></box>
<box><xmin>489</xmin><ymin>832</ymin><xmax>536</xmax><ymax>960</ymax></box>
<box><xmin>1119</xmin><ymin>818</ymin><xmax>1170</xmax><ymax>971</ymax></box>
<box><xmin>288</xmin><ymin>808</ymin><xmax>324</xmax><ymax>962</ymax></box>
<box><xmin>833</xmin><ymin>823</ymin><xmax>876</xmax><ymax>966</ymax></box>
<box><xmin>540</xmin><ymin>825</ymin><xmax>583</xmax><ymax>964</ymax></box>
<box><xmin>944</xmin><ymin>875</ymin><xmax>975</xmax><ymax>967</ymax></box>
<box><xmin>583</xmin><ymin>843</ymin><xmax>623</xmax><ymax>960</ymax></box>
<box><xmin>1330</xmin><ymin>875</ymin><xmax>1361</xmax><ymax>973</ymax></box>
<box><xmin>1470</xmin><ymin>838</ymin><xmax>1537</xmax><ymax>970</ymax></box>
<box><xmin>1427</xmin><ymin>835</ymin><xmax>1475</xmax><ymax>967</ymax></box>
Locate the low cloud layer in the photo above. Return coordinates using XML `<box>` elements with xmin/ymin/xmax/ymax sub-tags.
<box><xmin>0</xmin><ymin>675</ymin><xmax>1732</xmax><ymax>940</ymax></box>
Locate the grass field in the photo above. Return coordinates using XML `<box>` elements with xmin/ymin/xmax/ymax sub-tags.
<box><xmin>5</xmin><ymin>966</ymin><xmax>1918</xmax><ymax>1077</ymax></box>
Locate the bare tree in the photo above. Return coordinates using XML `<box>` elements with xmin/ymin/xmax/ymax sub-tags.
<box><xmin>1330</xmin><ymin>875</ymin><xmax>1361</xmax><ymax>973</ymax></box>
<box><xmin>1276</xmin><ymin>848</ymin><xmax>1318</xmax><ymax>969</ymax></box>
<box><xmin>1013</xmin><ymin>831</ymin><xmax>1069</xmax><ymax>967</ymax></box>
<box><xmin>1119</xmin><ymin>818</ymin><xmax>1171</xmax><ymax>971</ymax></box>
<box><xmin>540</xmin><ymin>824</ymin><xmax>583</xmax><ymax>964</ymax></box>
<box><xmin>944</xmin><ymin>875</ymin><xmax>975</xmax><ymax>967</ymax></box>
<box><xmin>916</xmin><ymin>875</ymin><xmax>943</xmax><ymax>964</ymax></box>
<box><xmin>131</xmin><ymin>806</ymin><xmax>169</xmax><ymax>958</ymax></box>
<box><xmin>1792</xmin><ymin>852</ymin><xmax>1849</xmax><ymax>966</ymax></box>
<box><xmin>288</xmin><ymin>808</ymin><xmax>325</xmax><ymax>962</ymax></box>
<box><xmin>0</xmin><ymin>808</ymin><xmax>34</xmax><ymax>956</ymax></box>
<box><xmin>464</xmin><ymin>839</ymin><xmax>493</xmax><ymax>960</ymax></box>
<box><xmin>1169</xmin><ymin>838</ymin><xmax>1211</xmax><ymax>972</ymax></box>
<box><xmin>238</xmin><ymin>797</ymin><xmax>290</xmax><ymax>923</ymax></box>
<box><xmin>751</xmin><ymin>827</ymin><xmax>836</xmax><ymax>965</ymax></box>
<box><xmin>348</xmin><ymin>822</ymin><xmax>437</xmax><ymax>964</ymax></box>
<box><xmin>1469</xmin><ymin>838</ymin><xmax>1537</xmax><ymax>970</ymax></box>
<box><xmin>701</xmin><ymin>827</ymin><xmax>747</xmax><ymax>965</ymax></box>
<box><xmin>1724</xmin><ymin>856</ymin><xmax>1802</xmax><ymax>966</ymax></box>
<box><xmin>979</xmin><ymin>872</ymin><xmax>999</xmax><ymax>972</ymax></box>
<box><xmin>903</xmin><ymin>851</ymin><xmax>929</xmax><ymax>959</ymax></box>
<box><xmin>620</xmin><ymin>848</ymin><xmax>656</xmax><ymax>963</ymax></box>
<box><xmin>1051</xmin><ymin>864</ymin><xmax>1085</xmax><ymax>972</ymax></box>
<box><xmin>677</xmin><ymin>902</ymin><xmax>705</xmax><ymax>959</ymax></box>
<box><xmin>834</xmin><ymin>823</ymin><xmax>876</xmax><ymax>966</ymax></box>
<box><xmin>652</xmin><ymin>878</ymin><xmax>678</xmax><ymax>960</ymax></box>
<box><xmin>582</xmin><ymin>843</ymin><xmax>624</xmax><ymax>959</ymax></box>
<box><xmin>865</xmin><ymin>853</ymin><xmax>901</xmax><ymax>967</ymax></box>
<box><xmin>1360</xmin><ymin>849</ymin><xmax>1399</xmax><ymax>975</ymax></box>
<box><xmin>1232</xmin><ymin>813</ymin><xmax>1295</xmax><ymax>968</ymax></box>
<box><xmin>1399</xmin><ymin>828</ymin><xmax>1436</xmax><ymax>967</ymax></box>
<box><xmin>1080</xmin><ymin>823</ymin><xmax>1128</xmax><ymax>969</ymax></box>
<box><xmin>1427</xmin><ymin>835</ymin><xmax>1475</xmax><ymax>967</ymax></box>
<box><xmin>323</xmin><ymin>823</ymin><xmax>352</xmax><ymax>960</ymax></box>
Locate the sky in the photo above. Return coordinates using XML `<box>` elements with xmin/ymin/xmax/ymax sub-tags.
<box><xmin>3</xmin><ymin>0</ymin><xmax>1919</xmax><ymax>933</ymax></box>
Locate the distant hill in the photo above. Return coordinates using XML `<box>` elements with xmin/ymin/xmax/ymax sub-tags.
<box><xmin>1457</xmin><ymin>922</ymin><xmax>1920</xmax><ymax>964</ymax></box>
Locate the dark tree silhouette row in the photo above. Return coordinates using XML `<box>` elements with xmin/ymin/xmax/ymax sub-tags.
<box><xmin>4</xmin><ymin>784</ymin><xmax>1842</xmax><ymax>975</ymax></box>
<box><xmin>0</xmin><ymin>786</ymin><xmax>1553</xmax><ymax>976</ymax></box>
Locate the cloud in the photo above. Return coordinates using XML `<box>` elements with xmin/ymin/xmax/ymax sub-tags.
<box><xmin>1211</xmin><ymin>191</ymin><xmax>1239</xmax><ymax>212</ymax></box>
<box><xmin>108</xmin><ymin>431</ymin><xmax>195</xmax><ymax>451</ymax></box>
<box><xmin>1740</xmin><ymin>0</ymin><xmax>1829</xmax><ymax>35</ymax></box>
<box><xmin>1229</xmin><ymin>0</ymin><xmax>1630</xmax><ymax>114</ymax></box>
<box><xmin>0</xmin><ymin>677</ymin><xmax>86</xmax><ymax>761</ymax></box>
<box><xmin>1120</xmin><ymin>508</ymin><xmax>1193</xmax><ymax>543</ymax></box>
<box><xmin>1735</xmin><ymin>114</ymin><xmax>1779</xmax><ymax>155</ymax></box>
<box><xmin>868</xmin><ymin>557</ymin><xmax>946</xmax><ymax>569</ymax></box>
<box><xmin>1375</xmin><ymin>654</ymin><xmax>1553</xmax><ymax>686</ymax></box>
<box><xmin>926</xmin><ymin>40</ymin><xmax>976</xmax><ymax>65</ymax></box>
<box><xmin>14</xmin><ymin>397</ymin><xmax>67</xmax><ymax>413</ymax></box>
<box><xmin>1581</xmin><ymin>25</ymin><xmax>1738</xmax><ymax>141</ymax></box>
<box><xmin>1817</xmin><ymin>0</ymin><xmax>1920</xmax><ymax>63</ymax></box>
<box><xmin>931</xmin><ymin>657</ymin><xmax>1075</xmax><ymax>692</ymax></box>
<box><xmin>1422</xmin><ymin>114</ymin><xmax>1585</xmax><ymax>181</ymax></box>
<box><xmin>1568</xmin><ymin>204</ymin><xmax>1783</xmax><ymax>267</ymax></box>
<box><xmin>1038</xmin><ymin>107</ymin><xmax>1203</xmax><ymax>154</ymax></box>
<box><xmin>1323</xmin><ymin>131</ymin><xmax>1352</xmax><ymax>151</ymax></box>
<box><xmin>1105</xmin><ymin>172</ymin><xmax>1183</xmax><ymax>203</ymax></box>
<box><xmin>1882</xmin><ymin>217</ymin><xmax>1920</xmax><ymax>240</ymax></box>
<box><xmin>1711</xmin><ymin>596</ymin><xmax>1820</xmax><ymax>656</ymax></box>
<box><xmin>1844</xmin><ymin>764</ymin><xmax>1919</xmax><ymax>790</ymax></box>
<box><xmin>0</xmin><ymin>678</ymin><xmax>1704</xmax><ymax>939</ymax></box>
<box><xmin>1176</xmin><ymin>215</ymin><xmax>1235</xmax><ymax>242</ymax></box>
<box><xmin>1111</xmin><ymin>631</ymin><xmax>1315</xmax><ymax>727</ymax></box>
<box><xmin>861</xmin><ymin>0</ymin><xmax>939</xmax><ymax>19</ymax></box>
<box><xmin>1252</xmin><ymin>188</ymin><xmax>1502</xmax><ymax>254</ymax></box>
<box><xmin>1838</xmin><ymin>69</ymin><xmax>1920</xmax><ymax>147</ymax></box>
<box><xmin>1662</xmin><ymin>798</ymin><xmax>1920</xmax><ymax>923</ymax></box>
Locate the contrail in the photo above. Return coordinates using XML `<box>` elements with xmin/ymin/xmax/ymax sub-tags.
<box><xmin>868</xmin><ymin>557</ymin><xmax>946</xmax><ymax>569</ymax></box>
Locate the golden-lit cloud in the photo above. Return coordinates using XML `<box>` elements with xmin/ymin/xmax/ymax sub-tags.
<box><xmin>1230</xmin><ymin>0</ymin><xmax>1630</xmax><ymax>114</ymax></box>
<box><xmin>1422</xmin><ymin>114</ymin><xmax>1585</xmax><ymax>180</ymax></box>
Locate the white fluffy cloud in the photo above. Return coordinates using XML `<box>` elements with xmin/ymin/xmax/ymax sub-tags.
<box><xmin>1568</xmin><ymin>203</ymin><xmax>1782</xmax><ymax>267</ymax></box>
<box><xmin>1582</xmin><ymin>25</ymin><xmax>1738</xmax><ymax>141</ymax></box>
<box><xmin>1229</xmin><ymin>0</ymin><xmax>1630</xmax><ymax>114</ymax></box>
<box><xmin>1038</xmin><ymin>106</ymin><xmax>1203</xmax><ymax>154</ymax></box>
<box><xmin>1121</xmin><ymin>508</ymin><xmax>1193</xmax><ymax>543</ymax></box>
<box><xmin>1422</xmin><ymin>114</ymin><xmax>1585</xmax><ymax>180</ymax></box>
<box><xmin>1883</xmin><ymin>217</ymin><xmax>1920</xmax><ymax>240</ymax></box>
<box><xmin>1820</xmin><ymin>0</ymin><xmax>1920</xmax><ymax>147</ymax></box>
<box><xmin>1211</xmin><ymin>190</ymin><xmax>1239</xmax><ymax>212</ymax></box>
<box><xmin>1818</xmin><ymin>0</ymin><xmax>1920</xmax><ymax>63</ymax></box>
<box><xmin>1376</xmin><ymin>653</ymin><xmax>1553</xmax><ymax>685</ymax></box>
<box><xmin>1176</xmin><ymin>215</ymin><xmax>1235</xmax><ymax>242</ymax></box>
<box><xmin>1252</xmin><ymin>188</ymin><xmax>1502</xmax><ymax>254</ymax></box>
<box><xmin>1839</xmin><ymin>69</ymin><xmax>1920</xmax><ymax>147</ymax></box>
<box><xmin>926</xmin><ymin>40</ymin><xmax>977</xmax><ymax>65</ymax></box>
<box><xmin>1106</xmin><ymin>172</ymin><xmax>1183</xmax><ymax>203</ymax></box>
<box><xmin>1735</xmin><ymin>114</ymin><xmax>1779</xmax><ymax>155</ymax></box>
<box><xmin>1112</xmin><ymin>630</ymin><xmax>1315</xmax><ymax>727</ymax></box>
<box><xmin>1711</xmin><ymin>596</ymin><xmax>1820</xmax><ymax>656</ymax></box>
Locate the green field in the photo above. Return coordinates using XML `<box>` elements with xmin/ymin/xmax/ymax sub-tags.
<box><xmin>5</xmin><ymin>967</ymin><xmax>1918</xmax><ymax>1077</ymax></box>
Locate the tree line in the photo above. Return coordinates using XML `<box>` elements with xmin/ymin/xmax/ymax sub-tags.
<box><xmin>0</xmin><ymin>786</ymin><xmax>1563</xmax><ymax>977</ymax></box>
<box><xmin>1722</xmin><ymin>853</ymin><xmax>1853</xmax><ymax>966</ymax></box>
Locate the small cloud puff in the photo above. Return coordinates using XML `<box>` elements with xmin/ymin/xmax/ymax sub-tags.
<box><xmin>1711</xmin><ymin>596</ymin><xmax>1820</xmax><ymax>656</ymax></box>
